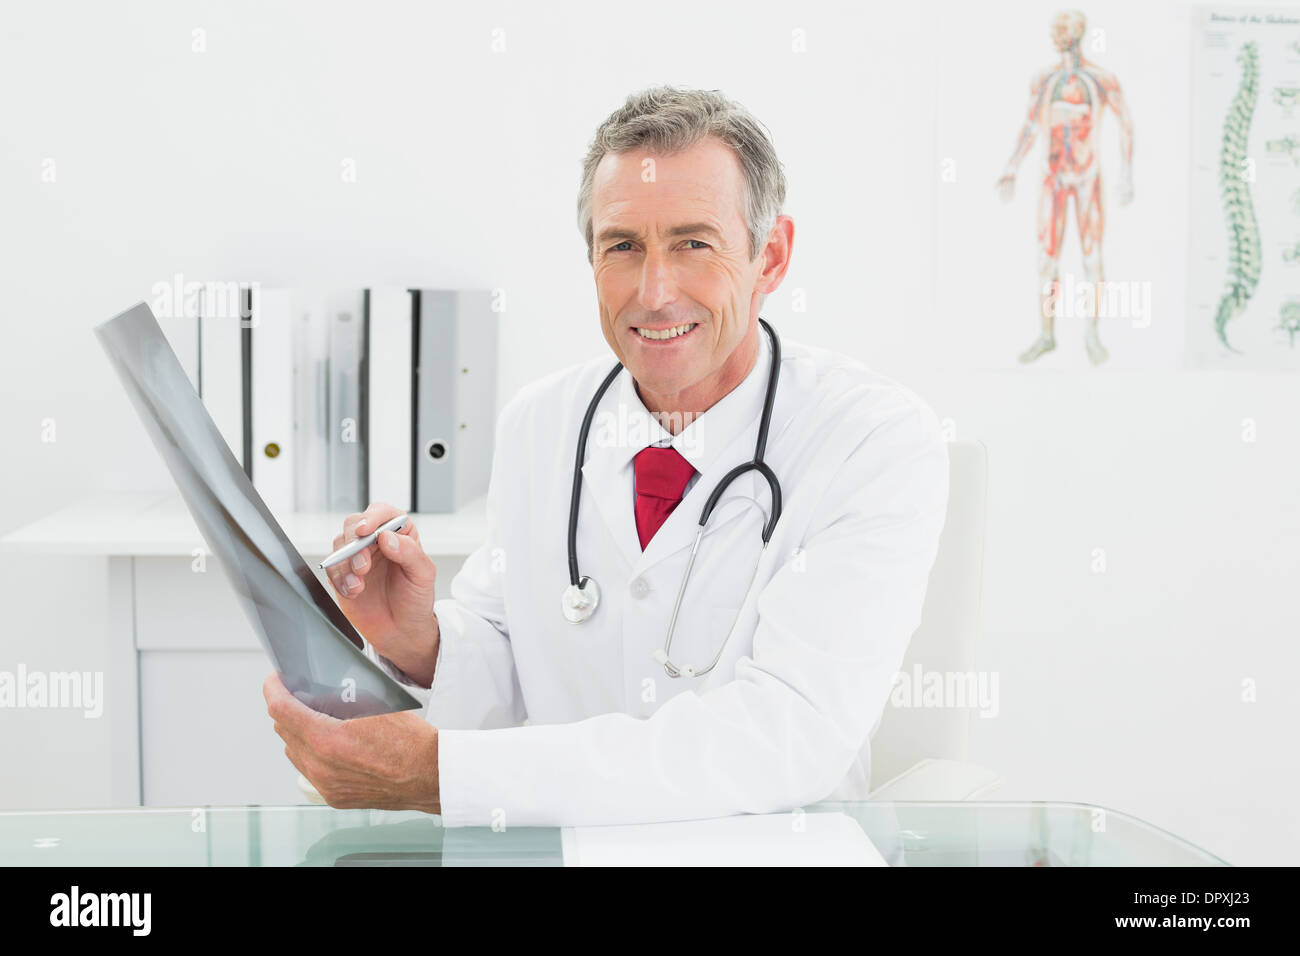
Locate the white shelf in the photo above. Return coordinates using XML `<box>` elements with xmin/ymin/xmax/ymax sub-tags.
<box><xmin>0</xmin><ymin>490</ymin><xmax>488</xmax><ymax>557</ymax></box>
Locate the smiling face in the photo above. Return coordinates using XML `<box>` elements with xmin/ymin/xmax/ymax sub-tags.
<box><xmin>589</xmin><ymin>136</ymin><xmax>791</xmax><ymax>421</ymax></box>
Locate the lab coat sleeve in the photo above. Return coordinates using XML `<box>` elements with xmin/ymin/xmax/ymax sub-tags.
<box><xmin>435</xmin><ymin>392</ymin><xmax>951</xmax><ymax>827</ymax></box>
<box><xmin>358</xmin><ymin>579</ymin><xmax>524</xmax><ymax>728</ymax></box>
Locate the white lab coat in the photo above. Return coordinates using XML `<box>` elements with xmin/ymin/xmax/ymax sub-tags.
<box><xmin>364</xmin><ymin>328</ymin><xmax>949</xmax><ymax>827</ymax></box>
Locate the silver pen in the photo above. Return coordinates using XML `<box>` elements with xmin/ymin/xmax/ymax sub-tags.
<box><xmin>317</xmin><ymin>514</ymin><xmax>410</xmax><ymax>569</ymax></box>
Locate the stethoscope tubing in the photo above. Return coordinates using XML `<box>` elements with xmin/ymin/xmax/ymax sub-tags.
<box><xmin>565</xmin><ymin>318</ymin><xmax>784</xmax><ymax>636</ymax></box>
<box><xmin>568</xmin><ymin>362</ymin><xmax>623</xmax><ymax>588</ymax></box>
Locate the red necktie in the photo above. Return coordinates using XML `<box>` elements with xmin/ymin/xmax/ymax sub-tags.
<box><xmin>633</xmin><ymin>446</ymin><xmax>696</xmax><ymax>550</ymax></box>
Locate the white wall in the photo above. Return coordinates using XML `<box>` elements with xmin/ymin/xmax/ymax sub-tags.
<box><xmin>1</xmin><ymin>0</ymin><xmax>1295</xmax><ymax>864</ymax></box>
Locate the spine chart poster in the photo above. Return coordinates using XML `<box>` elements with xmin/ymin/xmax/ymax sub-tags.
<box><xmin>1188</xmin><ymin>6</ymin><xmax>1300</xmax><ymax>369</ymax></box>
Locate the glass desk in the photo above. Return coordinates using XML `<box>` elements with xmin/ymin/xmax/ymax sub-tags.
<box><xmin>0</xmin><ymin>802</ymin><xmax>1227</xmax><ymax>867</ymax></box>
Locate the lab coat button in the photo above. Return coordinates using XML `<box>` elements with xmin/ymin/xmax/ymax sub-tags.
<box><xmin>629</xmin><ymin>577</ymin><xmax>651</xmax><ymax>599</ymax></box>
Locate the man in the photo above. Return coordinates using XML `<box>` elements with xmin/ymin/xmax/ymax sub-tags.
<box><xmin>264</xmin><ymin>85</ymin><xmax>950</xmax><ymax>827</ymax></box>
<box><xmin>996</xmin><ymin>9</ymin><xmax>1135</xmax><ymax>366</ymax></box>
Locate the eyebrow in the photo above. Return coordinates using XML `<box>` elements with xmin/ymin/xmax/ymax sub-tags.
<box><xmin>595</xmin><ymin>222</ymin><xmax>724</xmax><ymax>246</ymax></box>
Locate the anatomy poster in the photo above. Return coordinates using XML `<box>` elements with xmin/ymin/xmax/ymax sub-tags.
<box><xmin>1187</xmin><ymin>6</ymin><xmax>1300</xmax><ymax>369</ymax></box>
<box><xmin>935</xmin><ymin>1</ymin><xmax>1185</xmax><ymax>371</ymax></box>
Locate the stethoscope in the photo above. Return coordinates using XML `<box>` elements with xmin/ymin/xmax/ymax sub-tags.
<box><xmin>561</xmin><ymin>318</ymin><xmax>784</xmax><ymax>679</ymax></box>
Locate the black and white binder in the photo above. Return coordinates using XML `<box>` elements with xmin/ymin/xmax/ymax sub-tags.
<box><xmin>326</xmin><ymin>290</ymin><xmax>368</xmax><ymax>513</ymax></box>
<box><xmin>248</xmin><ymin>286</ymin><xmax>295</xmax><ymax>516</ymax></box>
<box><xmin>292</xmin><ymin>291</ymin><xmax>331</xmax><ymax>512</ymax></box>
<box><xmin>366</xmin><ymin>288</ymin><xmax>414</xmax><ymax>512</ymax></box>
<box><xmin>412</xmin><ymin>289</ymin><xmax>498</xmax><ymax>513</ymax></box>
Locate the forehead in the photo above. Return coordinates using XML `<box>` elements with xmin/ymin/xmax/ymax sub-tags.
<box><xmin>591</xmin><ymin>136</ymin><xmax>746</xmax><ymax>229</ymax></box>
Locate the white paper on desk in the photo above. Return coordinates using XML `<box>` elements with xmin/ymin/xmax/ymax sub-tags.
<box><xmin>560</xmin><ymin>812</ymin><xmax>887</xmax><ymax>867</ymax></box>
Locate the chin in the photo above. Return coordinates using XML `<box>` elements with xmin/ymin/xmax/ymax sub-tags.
<box><xmin>629</xmin><ymin>359</ymin><xmax>698</xmax><ymax>396</ymax></box>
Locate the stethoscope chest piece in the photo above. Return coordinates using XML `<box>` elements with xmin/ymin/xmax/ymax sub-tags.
<box><xmin>561</xmin><ymin>577</ymin><xmax>600</xmax><ymax>624</ymax></box>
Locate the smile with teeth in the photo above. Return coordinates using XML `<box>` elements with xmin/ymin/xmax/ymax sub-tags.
<box><xmin>635</xmin><ymin>323</ymin><xmax>697</xmax><ymax>341</ymax></box>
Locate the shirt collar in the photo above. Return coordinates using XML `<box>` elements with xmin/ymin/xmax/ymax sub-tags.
<box><xmin>604</xmin><ymin>325</ymin><xmax>772</xmax><ymax>477</ymax></box>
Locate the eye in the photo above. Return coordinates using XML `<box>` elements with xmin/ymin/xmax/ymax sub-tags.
<box><xmin>609</xmin><ymin>241</ymin><xmax>634</xmax><ymax>253</ymax></box>
<box><xmin>685</xmin><ymin>239</ymin><xmax>710</xmax><ymax>250</ymax></box>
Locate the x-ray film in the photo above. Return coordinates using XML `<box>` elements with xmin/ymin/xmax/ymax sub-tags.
<box><xmin>94</xmin><ymin>301</ymin><xmax>422</xmax><ymax>719</ymax></box>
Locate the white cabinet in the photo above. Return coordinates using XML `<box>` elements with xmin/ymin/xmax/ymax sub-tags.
<box><xmin>140</xmin><ymin>648</ymin><xmax>298</xmax><ymax>806</ymax></box>
<box><xmin>1</xmin><ymin>492</ymin><xmax>481</xmax><ymax>808</ymax></box>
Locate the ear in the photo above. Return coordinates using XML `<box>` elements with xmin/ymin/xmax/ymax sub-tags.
<box><xmin>754</xmin><ymin>215</ymin><xmax>795</xmax><ymax>296</ymax></box>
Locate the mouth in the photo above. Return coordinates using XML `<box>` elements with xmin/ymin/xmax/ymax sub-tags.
<box><xmin>632</xmin><ymin>322</ymin><xmax>699</xmax><ymax>343</ymax></box>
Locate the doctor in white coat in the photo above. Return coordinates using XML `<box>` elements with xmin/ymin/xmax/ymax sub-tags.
<box><xmin>264</xmin><ymin>85</ymin><xmax>950</xmax><ymax>828</ymax></box>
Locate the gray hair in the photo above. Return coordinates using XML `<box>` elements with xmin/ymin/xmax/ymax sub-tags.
<box><xmin>576</xmin><ymin>86</ymin><xmax>787</xmax><ymax>264</ymax></box>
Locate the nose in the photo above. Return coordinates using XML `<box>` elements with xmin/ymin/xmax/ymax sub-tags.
<box><xmin>637</xmin><ymin>248</ymin><xmax>678</xmax><ymax>312</ymax></box>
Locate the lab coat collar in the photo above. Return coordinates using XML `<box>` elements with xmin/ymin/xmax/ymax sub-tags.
<box><xmin>579</xmin><ymin>325</ymin><xmax>774</xmax><ymax>575</ymax></box>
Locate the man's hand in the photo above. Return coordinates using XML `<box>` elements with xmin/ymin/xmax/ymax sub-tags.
<box><xmin>263</xmin><ymin>672</ymin><xmax>440</xmax><ymax>814</ymax></box>
<box><xmin>326</xmin><ymin>501</ymin><xmax>440</xmax><ymax>687</ymax></box>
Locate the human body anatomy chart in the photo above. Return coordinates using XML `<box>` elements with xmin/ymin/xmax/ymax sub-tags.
<box><xmin>997</xmin><ymin>9</ymin><xmax>1135</xmax><ymax>367</ymax></box>
<box><xmin>1188</xmin><ymin>6</ymin><xmax>1300</xmax><ymax>369</ymax></box>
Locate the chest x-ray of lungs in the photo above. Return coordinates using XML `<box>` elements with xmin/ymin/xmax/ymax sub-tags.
<box><xmin>94</xmin><ymin>301</ymin><xmax>422</xmax><ymax>719</ymax></box>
